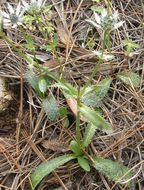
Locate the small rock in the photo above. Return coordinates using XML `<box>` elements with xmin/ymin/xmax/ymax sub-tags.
<box><xmin>0</xmin><ymin>77</ymin><xmax>12</xmax><ymax>112</ymax></box>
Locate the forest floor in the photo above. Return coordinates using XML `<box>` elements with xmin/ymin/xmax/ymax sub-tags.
<box><xmin>0</xmin><ymin>0</ymin><xmax>144</xmax><ymax>190</ymax></box>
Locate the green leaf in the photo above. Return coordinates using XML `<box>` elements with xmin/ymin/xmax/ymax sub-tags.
<box><xmin>30</xmin><ymin>154</ymin><xmax>75</xmax><ymax>189</ymax></box>
<box><xmin>70</xmin><ymin>140</ymin><xmax>83</xmax><ymax>156</ymax></box>
<box><xmin>91</xmin><ymin>6</ymin><xmax>104</xmax><ymax>13</ymax></box>
<box><xmin>55</xmin><ymin>82</ymin><xmax>77</xmax><ymax>97</ymax></box>
<box><xmin>122</xmin><ymin>39</ymin><xmax>140</xmax><ymax>52</ymax></box>
<box><xmin>25</xmin><ymin>69</ymin><xmax>43</xmax><ymax>97</ymax></box>
<box><xmin>42</xmin><ymin>68</ymin><xmax>59</xmax><ymax>82</ymax></box>
<box><xmin>93</xmin><ymin>157</ymin><xmax>133</xmax><ymax>185</ymax></box>
<box><xmin>78</xmin><ymin>156</ymin><xmax>90</xmax><ymax>172</ymax></box>
<box><xmin>25</xmin><ymin>69</ymin><xmax>38</xmax><ymax>91</ymax></box>
<box><xmin>41</xmin><ymin>33</ymin><xmax>58</xmax><ymax>52</ymax></box>
<box><xmin>117</xmin><ymin>71</ymin><xmax>140</xmax><ymax>88</ymax></box>
<box><xmin>82</xmin><ymin>123</ymin><xmax>98</xmax><ymax>148</ymax></box>
<box><xmin>38</xmin><ymin>77</ymin><xmax>47</xmax><ymax>94</ymax></box>
<box><xmin>42</xmin><ymin>96</ymin><xmax>59</xmax><ymax>121</ymax></box>
<box><xmin>79</xmin><ymin>105</ymin><xmax>113</xmax><ymax>134</ymax></box>
<box><xmin>23</xmin><ymin>35</ymin><xmax>35</xmax><ymax>51</ymax></box>
<box><xmin>23</xmin><ymin>15</ymin><xmax>35</xmax><ymax>27</ymax></box>
<box><xmin>81</xmin><ymin>77</ymin><xmax>112</xmax><ymax>108</ymax></box>
<box><xmin>82</xmin><ymin>108</ymin><xmax>105</xmax><ymax>148</ymax></box>
<box><xmin>59</xmin><ymin>106</ymin><xmax>68</xmax><ymax>117</ymax></box>
<box><xmin>43</xmin><ymin>5</ymin><xmax>52</xmax><ymax>13</ymax></box>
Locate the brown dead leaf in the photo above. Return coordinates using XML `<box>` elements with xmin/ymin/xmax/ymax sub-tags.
<box><xmin>42</xmin><ymin>139</ymin><xmax>69</xmax><ymax>153</ymax></box>
<box><xmin>66</xmin><ymin>97</ymin><xmax>87</xmax><ymax>122</ymax></box>
<box><xmin>57</xmin><ymin>26</ymin><xmax>73</xmax><ymax>46</ymax></box>
<box><xmin>43</xmin><ymin>59</ymin><xmax>59</xmax><ymax>68</ymax></box>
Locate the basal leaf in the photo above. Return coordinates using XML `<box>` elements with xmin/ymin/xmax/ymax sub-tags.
<box><xmin>79</xmin><ymin>105</ymin><xmax>113</xmax><ymax>134</ymax></box>
<box><xmin>78</xmin><ymin>156</ymin><xmax>91</xmax><ymax>172</ymax></box>
<box><xmin>25</xmin><ymin>69</ymin><xmax>38</xmax><ymax>91</ymax></box>
<box><xmin>81</xmin><ymin>77</ymin><xmax>112</xmax><ymax>107</ymax></box>
<box><xmin>25</xmin><ymin>69</ymin><xmax>43</xmax><ymax>97</ymax></box>
<box><xmin>93</xmin><ymin>157</ymin><xmax>133</xmax><ymax>185</ymax></box>
<box><xmin>38</xmin><ymin>77</ymin><xmax>47</xmax><ymax>94</ymax></box>
<box><xmin>117</xmin><ymin>71</ymin><xmax>140</xmax><ymax>88</ymax></box>
<box><xmin>82</xmin><ymin>123</ymin><xmax>98</xmax><ymax>148</ymax></box>
<box><xmin>70</xmin><ymin>140</ymin><xmax>83</xmax><ymax>156</ymax></box>
<box><xmin>30</xmin><ymin>154</ymin><xmax>75</xmax><ymax>189</ymax></box>
<box><xmin>42</xmin><ymin>96</ymin><xmax>59</xmax><ymax>121</ymax></box>
<box><xmin>55</xmin><ymin>82</ymin><xmax>77</xmax><ymax>97</ymax></box>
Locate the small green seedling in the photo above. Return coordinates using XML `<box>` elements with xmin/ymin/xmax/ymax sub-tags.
<box><xmin>0</xmin><ymin>2</ymin><xmax>136</xmax><ymax>190</ymax></box>
<box><xmin>27</xmin><ymin>71</ymin><xmax>133</xmax><ymax>189</ymax></box>
<box><xmin>122</xmin><ymin>39</ymin><xmax>140</xmax><ymax>57</ymax></box>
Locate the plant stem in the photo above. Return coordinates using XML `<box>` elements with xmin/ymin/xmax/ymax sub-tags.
<box><xmin>80</xmin><ymin>31</ymin><xmax>107</xmax><ymax>96</ymax></box>
<box><xmin>0</xmin><ymin>31</ymin><xmax>33</xmax><ymax>64</ymax></box>
<box><xmin>107</xmin><ymin>32</ymin><xmax>113</xmax><ymax>72</ymax></box>
<box><xmin>76</xmin><ymin>86</ymin><xmax>81</xmax><ymax>147</ymax></box>
<box><xmin>107</xmin><ymin>0</ymin><xmax>110</xmax><ymax>15</ymax></box>
<box><xmin>106</xmin><ymin>1</ymin><xmax>113</xmax><ymax>72</ymax></box>
<box><xmin>54</xmin><ymin>49</ymin><xmax>64</xmax><ymax>81</ymax></box>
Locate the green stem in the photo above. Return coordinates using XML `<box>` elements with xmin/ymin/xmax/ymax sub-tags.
<box><xmin>0</xmin><ymin>31</ymin><xmax>33</xmax><ymax>64</ymax></box>
<box><xmin>107</xmin><ymin>32</ymin><xmax>111</xmax><ymax>51</ymax></box>
<box><xmin>19</xmin><ymin>26</ymin><xmax>37</xmax><ymax>60</ymax></box>
<box><xmin>107</xmin><ymin>0</ymin><xmax>111</xmax><ymax>15</ymax></box>
<box><xmin>106</xmin><ymin>0</ymin><xmax>113</xmax><ymax>72</ymax></box>
<box><xmin>76</xmin><ymin>87</ymin><xmax>81</xmax><ymax>147</ymax></box>
<box><xmin>107</xmin><ymin>32</ymin><xmax>113</xmax><ymax>72</ymax></box>
<box><xmin>53</xmin><ymin>49</ymin><xmax>64</xmax><ymax>81</ymax></box>
<box><xmin>80</xmin><ymin>31</ymin><xmax>107</xmax><ymax>96</ymax></box>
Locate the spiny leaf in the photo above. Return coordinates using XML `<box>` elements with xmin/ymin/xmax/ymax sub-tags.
<box><xmin>82</xmin><ymin>123</ymin><xmax>98</xmax><ymax>148</ymax></box>
<box><xmin>93</xmin><ymin>157</ymin><xmax>133</xmax><ymax>185</ymax></box>
<box><xmin>117</xmin><ymin>71</ymin><xmax>140</xmax><ymax>88</ymax></box>
<box><xmin>25</xmin><ymin>69</ymin><xmax>38</xmax><ymax>91</ymax></box>
<box><xmin>81</xmin><ymin>77</ymin><xmax>112</xmax><ymax>108</ymax></box>
<box><xmin>25</xmin><ymin>69</ymin><xmax>43</xmax><ymax>97</ymax></box>
<box><xmin>30</xmin><ymin>154</ymin><xmax>75</xmax><ymax>189</ymax></box>
<box><xmin>78</xmin><ymin>156</ymin><xmax>91</xmax><ymax>172</ymax></box>
<box><xmin>79</xmin><ymin>105</ymin><xmax>113</xmax><ymax>134</ymax></box>
<box><xmin>42</xmin><ymin>96</ymin><xmax>59</xmax><ymax>121</ymax></box>
<box><xmin>70</xmin><ymin>140</ymin><xmax>83</xmax><ymax>156</ymax></box>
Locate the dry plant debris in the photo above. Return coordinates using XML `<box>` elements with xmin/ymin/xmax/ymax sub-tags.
<box><xmin>0</xmin><ymin>0</ymin><xmax>143</xmax><ymax>190</ymax></box>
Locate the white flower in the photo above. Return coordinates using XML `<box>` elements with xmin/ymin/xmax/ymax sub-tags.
<box><xmin>22</xmin><ymin>0</ymin><xmax>46</xmax><ymax>12</ymax></box>
<box><xmin>86</xmin><ymin>8</ymin><xmax>124</xmax><ymax>32</ymax></box>
<box><xmin>0</xmin><ymin>2</ymin><xmax>25</xmax><ymax>28</ymax></box>
<box><xmin>93</xmin><ymin>51</ymin><xmax>114</xmax><ymax>61</ymax></box>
